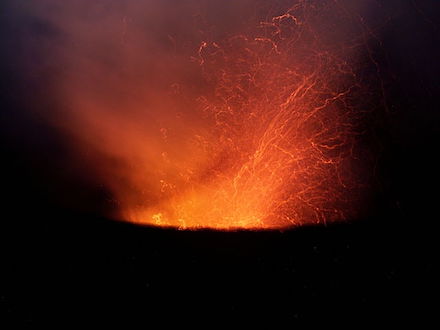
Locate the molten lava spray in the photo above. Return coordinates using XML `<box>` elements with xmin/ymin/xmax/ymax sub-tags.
<box><xmin>37</xmin><ymin>0</ymin><xmax>380</xmax><ymax>229</ymax></box>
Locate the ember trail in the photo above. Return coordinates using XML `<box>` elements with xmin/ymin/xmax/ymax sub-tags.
<box><xmin>55</xmin><ymin>1</ymin><xmax>376</xmax><ymax>230</ymax></box>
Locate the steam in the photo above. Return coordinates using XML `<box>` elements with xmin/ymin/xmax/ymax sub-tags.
<box><xmin>16</xmin><ymin>0</ymin><xmax>382</xmax><ymax>229</ymax></box>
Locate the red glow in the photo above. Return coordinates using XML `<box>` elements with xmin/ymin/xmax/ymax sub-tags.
<box><xmin>43</xmin><ymin>0</ymin><xmax>378</xmax><ymax>230</ymax></box>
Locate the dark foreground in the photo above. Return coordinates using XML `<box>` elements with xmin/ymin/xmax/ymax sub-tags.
<box><xmin>1</xmin><ymin>204</ymin><xmax>436</xmax><ymax>326</ymax></box>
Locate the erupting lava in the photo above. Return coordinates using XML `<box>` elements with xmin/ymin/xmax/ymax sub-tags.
<box><xmin>46</xmin><ymin>0</ymin><xmax>379</xmax><ymax>230</ymax></box>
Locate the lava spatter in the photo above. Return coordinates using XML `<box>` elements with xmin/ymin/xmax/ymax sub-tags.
<box><xmin>47</xmin><ymin>0</ymin><xmax>380</xmax><ymax>230</ymax></box>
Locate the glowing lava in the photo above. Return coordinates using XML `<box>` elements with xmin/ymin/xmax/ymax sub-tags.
<box><xmin>44</xmin><ymin>0</ymin><xmax>378</xmax><ymax>230</ymax></box>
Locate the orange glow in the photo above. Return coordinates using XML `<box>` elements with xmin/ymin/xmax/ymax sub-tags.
<box><xmin>42</xmin><ymin>1</ymin><xmax>377</xmax><ymax>230</ymax></box>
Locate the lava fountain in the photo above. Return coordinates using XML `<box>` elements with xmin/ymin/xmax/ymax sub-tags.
<box><xmin>39</xmin><ymin>0</ymin><xmax>380</xmax><ymax>230</ymax></box>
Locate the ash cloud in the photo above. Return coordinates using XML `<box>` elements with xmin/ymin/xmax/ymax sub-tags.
<box><xmin>1</xmin><ymin>0</ymin><xmax>439</xmax><ymax>225</ymax></box>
